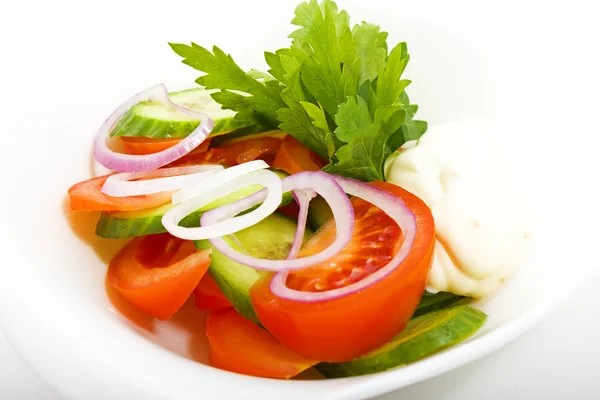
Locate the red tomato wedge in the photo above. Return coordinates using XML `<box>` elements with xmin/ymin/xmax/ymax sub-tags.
<box><xmin>68</xmin><ymin>175</ymin><xmax>174</xmax><ymax>212</ymax></box>
<box><xmin>207</xmin><ymin>308</ymin><xmax>319</xmax><ymax>379</ymax></box>
<box><xmin>120</xmin><ymin>136</ymin><xmax>212</xmax><ymax>155</ymax></box>
<box><xmin>165</xmin><ymin>150</ymin><xmax>213</xmax><ymax>168</ymax></box>
<box><xmin>271</xmin><ymin>135</ymin><xmax>327</xmax><ymax>175</ymax></box>
<box><xmin>167</xmin><ymin>133</ymin><xmax>283</xmax><ymax>168</ymax></box>
<box><xmin>250</xmin><ymin>181</ymin><xmax>435</xmax><ymax>362</ymax></box>
<box><xmin>277</xmin><ymin>201</ymin><xmax>301</xmax><ymax>220</ymax></box>
<box><xmin>107</xmin><ymin>233</ymin><xmax>211</xmax><ymax>320</ymax></box>
<box><xmin>194</xmin><ymin>274</ymin><xmax>232</xmax><ymax>310</ymax></box>
<box><xmin>210</xmin><ymin>136</ymin><xmax>283</xmax><ymax>167</ymax></box>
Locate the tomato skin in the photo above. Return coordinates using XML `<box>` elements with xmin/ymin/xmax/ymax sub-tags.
<box><xmin>271</xmin><ymin>135</ymin><xmax>326</xmax><ymax>175</ymax></box>
<box><xmin>207</xmin><ymin>308</ymin><xmax>318</xmax><ymax>379</ymax></box>
<box><xmin>194</xmin><ymin>274</ymin><xmax>232</xmax><ymax>310</ymax></box>
<box><xmin>120</xmin><ymin>136</ymin><xmax>212</xmax><ymax>155</ymax></box>
<box><xmin>277</xmin><ymin>202</ymin><xmax>301</xmax><ymax>220</ymax></box>
<box><xmin>210</xmin><ymin>136</ymin><xmax>282</xmax><ymax>167</ymax></box>
<box><xmin>250</xmin><ymin>182</ymin><xmax>435</xmax><ymax>362</ymax></box>
<box><xmin>166</xmin><ymin>134</ymin><xmax>282</xmax><ymax>168</ymax></box>
<box><xmin>68</xmin><ymin>175</ymin><xmax>173</xmax><ymax>212</ymax></box>
<box><xmin>107</xmin><ymin>233</ymin><xmax>211</xmax><ymax>320</ymax></box>
<box><xmin>120</xmin><ymin>137</ymin><xmax>181</xmax><ymax>155</ymax></box>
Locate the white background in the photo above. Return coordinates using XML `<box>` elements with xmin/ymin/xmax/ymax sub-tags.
<box><xmin>2</xmin><ymin>270</ymin><xmax>599</xmax><ymax>400</ymax></box>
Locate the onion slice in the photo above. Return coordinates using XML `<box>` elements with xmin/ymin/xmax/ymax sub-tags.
<box><xmin>162</xmin><ymin>169</ymin><xmax>283</xmax><ymax>240</ymax></box>
<box><xmin>287</xmin><ymin>190</ymin><xmax>316</xmax><ymax>260</ymax></box>
<box><xmin>93</xmin><ymin>84</ymin><xmax>214</xmax><ymax>173</ymax></box>
<box><xmin>172</xmin><ymin>160</ymin><xmax>269</xmax><ymax>205</ymax></box>
<box><xmin>270</xmin><ymin>176</ymin><xmax>418</xmax><ymax>302</ymax></box>
<box><xmin>206</xmin><ymin>171</ymin><xmax>354</xmax><ymax>271</ymax></box>
<box><xmin>100</xmin><ymin>165</ymin><xmax>223</xmax><ymax>197</ymax></box>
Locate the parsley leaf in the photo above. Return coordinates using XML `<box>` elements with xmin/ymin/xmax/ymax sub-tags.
<box><xmin>277</xmin><ymin>69</ymin><xmax>331</xmax><ymax>159</ymax></box>
<box><xmin>169</xmin><ymin>43</ymin><xmax>285</xmax><ymax>126</ymax></box>
<box><xmin>291</xmin><ymin>1</ymin><xmax>346</xmax><ymax>117</ymax></box>
<box><xmin>352</xmin><ymin>23</ymin><xmax>388</xmax><ymax>85</ymax></box>
<box><xmin>326</xmin><ymin>97</ymin><xmax>405</xmax><ymax>181</ymax></box>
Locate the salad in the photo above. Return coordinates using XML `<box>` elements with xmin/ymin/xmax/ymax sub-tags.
<box><xmin>66</xmin><ymin>0</ymin><xmax>505</xmax><ymax>379</ymax></box>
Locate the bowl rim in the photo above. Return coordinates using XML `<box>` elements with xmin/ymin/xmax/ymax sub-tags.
<box><xmin>2</xmin><ymin>269</ymin><xmax>596</xmax><ymax>400</ymax></box>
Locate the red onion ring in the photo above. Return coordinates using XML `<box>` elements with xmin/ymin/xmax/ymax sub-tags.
<box><xmin>93</xmin><ymin>84</ymin><xmax>214</xmax><ymax>173</ymax></box>
<box><xmin>172</xmin><ymin>160</ymin><xmax>269</xmax><ymax>205</ymax></box>
<box><xmin>204</xmin><ymin>171</ymin><xmax>354</xmax><ymax>271</ymax></box>
<box><xmin>162</xmin><ymin>169</ymin><xmax>282</xmax><ymax>240</ymax></box>
<box><xmin>100</xmin><ymin>165</ymin><xmax>223</xmax><ymax>197</ymax></box>
<box><xmin>270</xmin><ymin>176</ymin><xmax>417</xmax><ymax>302</ymax></box>
<box><xmin>287</xmin><ymin>190</ymin><xmax>316</xmax><ymax>260</ymax></box>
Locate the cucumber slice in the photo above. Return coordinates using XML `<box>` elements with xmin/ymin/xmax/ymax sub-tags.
<box><xmin>96</xmin><ymin>170</ymin><xmax>292</xmax><ymax>238</ymax></box>
<box><xmin>196</xmin><ymin>213</ymin><xmax>313</xmax><ymax>324</ymax></box>
<box><xmin>110</xmin><ymin>88</ymin><xmax>252</xmax><ymax>139</ymax></box>
<box><xmin>211</xmin><ymin>129</ymin><xmax>287</xmax><ymax>147</ymax></box>
<box><xmin>96</xmin><ymin>202</ymin><xmax>197</xmax><ymax>239</ymax></box>
<box><xmin>316</xmin><ymin>305</ymin><xmax>487</xmax><ymax>378</ymax></box>
<box><xmin>413</xmin><ymin>291</ymin><xmax>466</xmax><ymax>318</ymax></box>
<box><xmin>307</xmin><ymin>195</ymin><xmax>333</xmax><ymax>230</ymax></box>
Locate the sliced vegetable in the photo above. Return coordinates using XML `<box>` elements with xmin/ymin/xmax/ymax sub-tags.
<box><xmin>120</xmin><ymin>136</ymin><xmax>212</xmax><ymax>155</ymax></box>
<box><xmin>121</xmin><ymin>136</ymin><xmax>184</xmax><ymax>155</ymax></box>
<box><xmin>107</xmin><ymin>233</ymin><xmax>210</xmax><ymax>320</ymax></box>
<box><xmin>199</xmin><ymin>237</ymin><xmax>264</xmax><ymax>323</ymax></box>
<box><xmin>96</xmin><ymin>203</ymin><xmax>199</xmax><ymax>239</ymax></box>
<box><xmin>100</xmin><ymin>165</ymin><xmax>223</xmax><ymax>197</ymax></box>
<box><xmin>288</xmin><ymin>190</ymin><xmax>316</xmax><ymax>260</ymax></box>
<box><xmin>111</xmin><ymin>88</ymin><xmax>249</xmax><ymax>139</ymax></box>
<box><xmin>316</xmin><ymin>305</ymin><xmax>487</xmax><ymax>377</ymax></box>
<box><xmin>210</xmin><ymin>135</ymin><xmax>283</xmax><ymax>167</ymax></box>
<box><xmin>207</xmin><ymin>308</ymin><xmax>319</xmax><ymax>379</ymax></box>
<box><xmin>95</xmin><ymin>174</ymin><xmax>293</xmax><ymax>239</ymax></box>
<box><xmin>196</xmin><ymin>212</ymin><xmax>310</xmax><ymax>323</ymax></box>
<box><xmin>207</xmin><ymin>125</ymin><xmax>275</xmax><ymax>147</ymax></box>
<box><xmin>173</xmin><ymin>160</ymin><xmax>270</xmax><ymax>204</ymax></box>
<box><xmin>215</xmin><ymin>130</ymin><xmax>287</xmax><ymax>147</ymax></box>
<box><xmin>68</xmin><ymin>175</ymin><xmax>173</xmax><ymax>212</ymax></box>
<box><xmin>250</xmin><ymin>181</ymin><xmax>435</xmax><ymax>362</ymax></box>
<box><xmin>164</xmin><ymin>131</ymin><xmax>285</xmax><ymax>168</ymax></box>
<box><xmin>413</xmin><ymin>291</ymin><xmax>466</xmax><ymax>318</ymax></box>
<box><xmin>163</xmin><ymin>169</ymin><xmax>283</xmax><ymax>240</ymax></box>
<box><xmin>271</xmin><ymin>177</ymin><xmax>420</xmax><ymax>301</ymax></box>
<box><xmin>277</xmin><ymin>201</ymin><xmax>301</xmax><ymax>220</ymax></box>
<box><xmin>93</xmin><ymin>84</ymin><xmax>214</xmax><ymax>173</ymax></box>
<box><xmin>163</xmin><ymin>150</ymin><xmax>213</xmax><ymax>168</ymax></box>
<box><xmin>205</xmin><ymin>171</ymin><xmax>354</xmax><ymax>271</ymax></box>
<box><xmin>271</xmin><ymin>135</ymin><xmax>326</xmax><ymax>175</ymax></box>
<box><xmin>307</xmin><ymin>195</ymin><xmax>333</xmax><ymax>230</ymax></box>
<box><xmin>193</xmin><ymin>274</ymin><xmax>231</xmax><ymax>310</ymax></box>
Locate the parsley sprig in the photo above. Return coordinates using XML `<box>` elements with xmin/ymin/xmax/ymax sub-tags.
<box><xmin>170</xmin><ymin>0</ymin><xmax>426</xmax><ymax>182</ymax></box>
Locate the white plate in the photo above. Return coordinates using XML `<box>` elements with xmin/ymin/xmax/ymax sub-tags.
<box><xmin>1</xmin><ymin>1</ymin><xmax>599</xmax><ymax>399</ymax></box>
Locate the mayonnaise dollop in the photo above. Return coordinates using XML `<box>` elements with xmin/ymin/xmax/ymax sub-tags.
<box><xmin>385</xmin><ymin>119</ymin><xmax>532</xmax><ymax>297</ymax></box>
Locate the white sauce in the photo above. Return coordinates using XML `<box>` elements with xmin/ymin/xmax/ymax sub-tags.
<box><xmin>385</xmin><ymin>119</ymin><xmax>533</xmax><ymax>297</ymax></box>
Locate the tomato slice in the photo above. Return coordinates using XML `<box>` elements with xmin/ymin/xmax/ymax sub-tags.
<box><xmin>271</xmin><ymin>135</ymin><xmax>327</xmax><ymax>175</ymax></box>
<box><xmin>194</xmin><ymin>274</ymin><xmax>232</xmax><ymax>310</ymax></box>
<box><xmin>107</xmin><ymin>233</ymin><xmax>211</xmax><ymax>320</ymax></box>
<box><xmin>250</xmin><ymin>181</ymin><xmax>435</xmax><ymax>362</ymax></box>
<box><xmin>165</xmin><ymin>150</ymin><xmax>214</xmax><ymax>168</ymax></box>
<box><xmin>207</xmin><ymin>308</ymin><xmax>318</xmax><ymax>379</ymax></box>
<box><xmin>209</xmin><ymin>136</ymin><xmax>283</xmax><ymax>167</ymax></box>
<box><xmin>166</xmin><ymin>134</ymin><xmax>282</xmax><ymax>168</ymax></box>
<box><xmin>277</xmin><ymin>201</ymin><xmax>301</xmax><ymax>220</ymax></box>
<box><xmin>120</xmin><ymin>136</ymin><xmax>212</xmax><ymax>155</ymax></box>
<box><xmin>68</xmin><ymin>175</ymin><xmax>174</xmax><ymax>212</ymax></box>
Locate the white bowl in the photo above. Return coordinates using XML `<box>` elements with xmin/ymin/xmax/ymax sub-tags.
<box><xmin>1</xmin><ymin>1</ymin><xmax>599</xmax><ymax>399</ymax></box>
